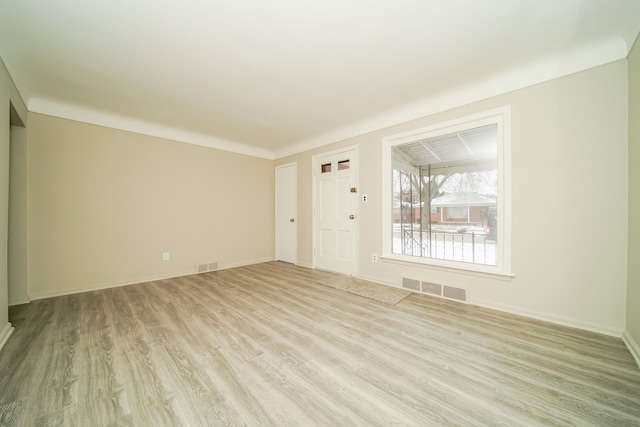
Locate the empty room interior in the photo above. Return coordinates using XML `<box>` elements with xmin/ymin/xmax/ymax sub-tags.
<box><xmin>1</xmin><ymin>1</ymin><xmax>640</xmax><ymax>425</ymax></box>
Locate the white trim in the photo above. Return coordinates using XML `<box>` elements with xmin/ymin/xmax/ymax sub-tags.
<box><xmin>8</xmin><ymin>297</ymin><xmax>30</xmax><ymax>307</ymax></box>
<box><xmin>275</xmin><ymin>39</ymin><xmax>626</xmax><ymax>159</ymax></box>
<box><xmin>27</xmin><ymin>257</ymin><xmax>275</xmax><ymax>301</ymax></box>
<box><xmin>474</xmin><ymin>298</ymin><xmax>623</xmax><ymax>338</ymax></box>
<box><xmin>296</xmin><ymin>261</ymin><xmax>313</xmax><ymax>269</ymax></box>
<box><xmin>0</xmin><ymin>322</ymin><xmax>14</xmax><ymax>351</ymax></box>
<box><xmin>357</xmin><ymin>273</ymin><xmax>405</xmax><ymax>290</ymax></box>
<box><xmin>382</xmin><ymin>106</ymin><xmax>512</xmax><ymax>277</ymax></box>
<box><xmin>623</xmin><ymin>330</ymin><xmax>640</xmax><ymax>369</ymax></box>
<box><xmin>359</xmin><ymin>271</ymin><xmax>627</xmax><ymax>339</ymax></box>
<box><xmin>23</xmin><ymin>37</ymin><xmax>627</xmax><ymax>162</ymax></box>
<box><xmin>217</xmin><ymin>257</ymin><xmax>276</xmax><ymax>271</ymax></box>
<box><xmin>29</xmin><ymin>98</ymin><xmax>275</xmax><ymax>160</ymax></box>
<box><xmin>28</xmin><ymin>270</ymin><xmax>205</xmax><ymax>300</ymax></box>
<box><xmin>275</xmin><ymin>161</ymin><xmax>297</xmax><ymax>168</ymax></box>
<box><xmin>312</xmin><ymin>145</ymin><xmax>359</xmax><ymax>276</ymax></box>
<box><xmin>379</xmin><ymin>255</ymin><xmax>514</xmax><ymax>281</ymax></box>
<box><xmin>312</xmin><ymin>144</ymin><xmax>360</xmax><ymax>160</ymax></box>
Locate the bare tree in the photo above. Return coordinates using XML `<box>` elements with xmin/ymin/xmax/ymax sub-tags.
<box><xmin>439</xmin><ymin>171</ymin><xmax>496</xmax><ymax>194</ymax></box>
<box><xmin>394</xmin><ymin>167</ymin><xmax>496</xmax><ymax>229</ymax></box>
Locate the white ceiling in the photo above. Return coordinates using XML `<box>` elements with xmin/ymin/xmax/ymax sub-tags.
<box><xmin>1</xmin><ymin>0</ymin><xmax>639</xmax><ymax>159</ymax></box>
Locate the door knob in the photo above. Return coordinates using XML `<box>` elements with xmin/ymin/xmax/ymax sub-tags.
<box><xmin>349</xmin><ymin>214</ymin><xmax>355</xmax><ymax>220</ymax></box>
<box><xmin>290</xmin><ymin>218</ymin><xmax>295</xmax><ymax>222</ymax></box>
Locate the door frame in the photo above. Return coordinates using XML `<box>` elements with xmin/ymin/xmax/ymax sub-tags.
<box><xmin>275</xmin><ymin>162</ymin><xmax>297</xmax><ymax>264</ymax></box>
<box><xmin>312</xmin><ymin>145</ymin><xmax>359</xmax><ymax>276</ymax></box>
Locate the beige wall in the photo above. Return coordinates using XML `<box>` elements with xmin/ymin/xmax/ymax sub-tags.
<box><xmin>278</xmin><ymin>60</ymin><xmax>629</xmax><ymax>336</ymax></box>
<box><xmin>627</xmin><ymin>36</ymin><xmax>640</xmax><ymax>364</ymax></box>
<box><xmin>27</xmin><ymin>113</ymin><xmax>275</xmax><ymax>298</ymax></box>
<box><xmin>0</xmin><ymin>45</ymin><xmax>635</xmax><ymax>352</ymax></box>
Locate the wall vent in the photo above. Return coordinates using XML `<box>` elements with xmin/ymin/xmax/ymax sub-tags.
<box><xmin>442</xmin><ymin>285</ymin><xmax>468</xmax><ymax>302</ymax></box>
<box><xmin>421</xmin><ymin>281</ymin><xmax>442</xmax><ymax>296</ymax></box>
<box><xmin>401</xmin><ymin>278</ymin><xmax>469</xmax><ymax>303</ymax></box>
<box><xmin>401</xmin><ymin>277</ymin><xmax>421</xmax><ymax>291</ymax></box>
<box><xmin>197</xmin><ymin>262</ymin><xmax>218</xmax><ymax>273</ymax></box>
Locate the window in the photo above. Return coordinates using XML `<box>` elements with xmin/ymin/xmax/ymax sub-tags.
<box><xmin>382</xmin><ymin>107</ymin><xmax>511</xmax><ymax>275</ymax></box>
<box><xmin>338</xmin><ymin>159</ymin><xmax>350</xmax><ymax>170</ymax></box>
<box><xmin>445</xmin><ymin>206</ymin><xmax>469</xmax><ymax>222</ymax></box>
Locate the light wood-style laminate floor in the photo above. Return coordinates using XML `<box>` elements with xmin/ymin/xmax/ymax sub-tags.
<box><xmin>1</xmin><ymin>261</ymin><xmax>639</xmax><ymax>426</ymax></box>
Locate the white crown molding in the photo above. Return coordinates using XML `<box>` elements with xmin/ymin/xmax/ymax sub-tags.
<box><xmin>28</xmin><ymin>98</ymin><xmax>275</xmax><ymax>160</ymax></box>
<box><xmin>25</xmin><ymin>35</ymin><xmax>628</xmax><ymax>162</ymax></box>
<box><xmin>275</xmin><ymin>36</ymin><xmax>628</xmax><ymax>159</ymax></box>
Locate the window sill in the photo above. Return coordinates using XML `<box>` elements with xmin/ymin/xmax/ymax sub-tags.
<box><xmin>380</xmin><ymin>254</ymin><xmax>514</xmax><ymax>281</ymax></box>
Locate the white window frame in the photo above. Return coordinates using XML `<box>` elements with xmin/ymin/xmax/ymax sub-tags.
<box><xmin>382</xmin><ymin>106</ymin><xmax>512</xmax><ymax>277</ymax></box>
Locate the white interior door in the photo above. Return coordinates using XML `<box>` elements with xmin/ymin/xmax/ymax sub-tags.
<box><xmin>314</xmin><ymin>148</ymin><xmax>357</xmax><ymax>275</ymax></box>
<box><xmin>275</xmin><ymin>163</ymin><xmax>297</xmax><ymax>264</ymax></box>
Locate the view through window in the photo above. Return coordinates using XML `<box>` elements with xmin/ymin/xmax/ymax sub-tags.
<box><xmin>385</xmin><ymin>108</ymin><xmax>510</xmax><ymax>273</ymax></box>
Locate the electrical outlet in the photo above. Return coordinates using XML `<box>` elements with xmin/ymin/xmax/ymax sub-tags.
<box><xmin>163</xmin><ymin>252</ymin><xmax>170</xmax><ymax>261</ymax></box>
<box><xmin>372</xmin><ymin>253</ymin><xmax>378</xmax><ymax>263</ymax></box>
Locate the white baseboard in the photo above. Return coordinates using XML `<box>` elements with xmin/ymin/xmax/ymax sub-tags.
<box><xmin>295</xmin><ymin>261</ymin><xmax>313</xmax><ymax>269</ymax></box>
<box><xmin>357</xmin><ymin>273</ymin><xmax>404</xmax><ymax>290</ymax></box>
<box><xmin>218</xmin><ymin>257</ymin><xmax>275</xmax><ymax>270</ymax></box>
<box><xmin>356</xmin><ymin>273</ymin><xmax>623</xmax><ymax>337</ymax></box>
<box><xmin>623</xmin><ymin>330</ymin><xmax>640</xmax><ymax>369</ymax></box>
<box><xmin>469</xmin><ymin>299</ymin><xmax>622</xmax><ymax>337</ymax></box>
<box><xmin>28</xmin><ymin>270</ymin><xmax>197</xmax><ymax>300</ymax></box>
<box><xmin>28</xmin><ymin>257</ymin><xmax>277</xmax><ymax>301</ymax></box>
<box><xmin>9</xmin><ymin>297</ymin><xmax>30</xmax><ymax>307</ymax></box>
<box><xmin>0</xmin><ymin>322</ymin><xmax>14</xmax><ymax>351</ymax></box>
